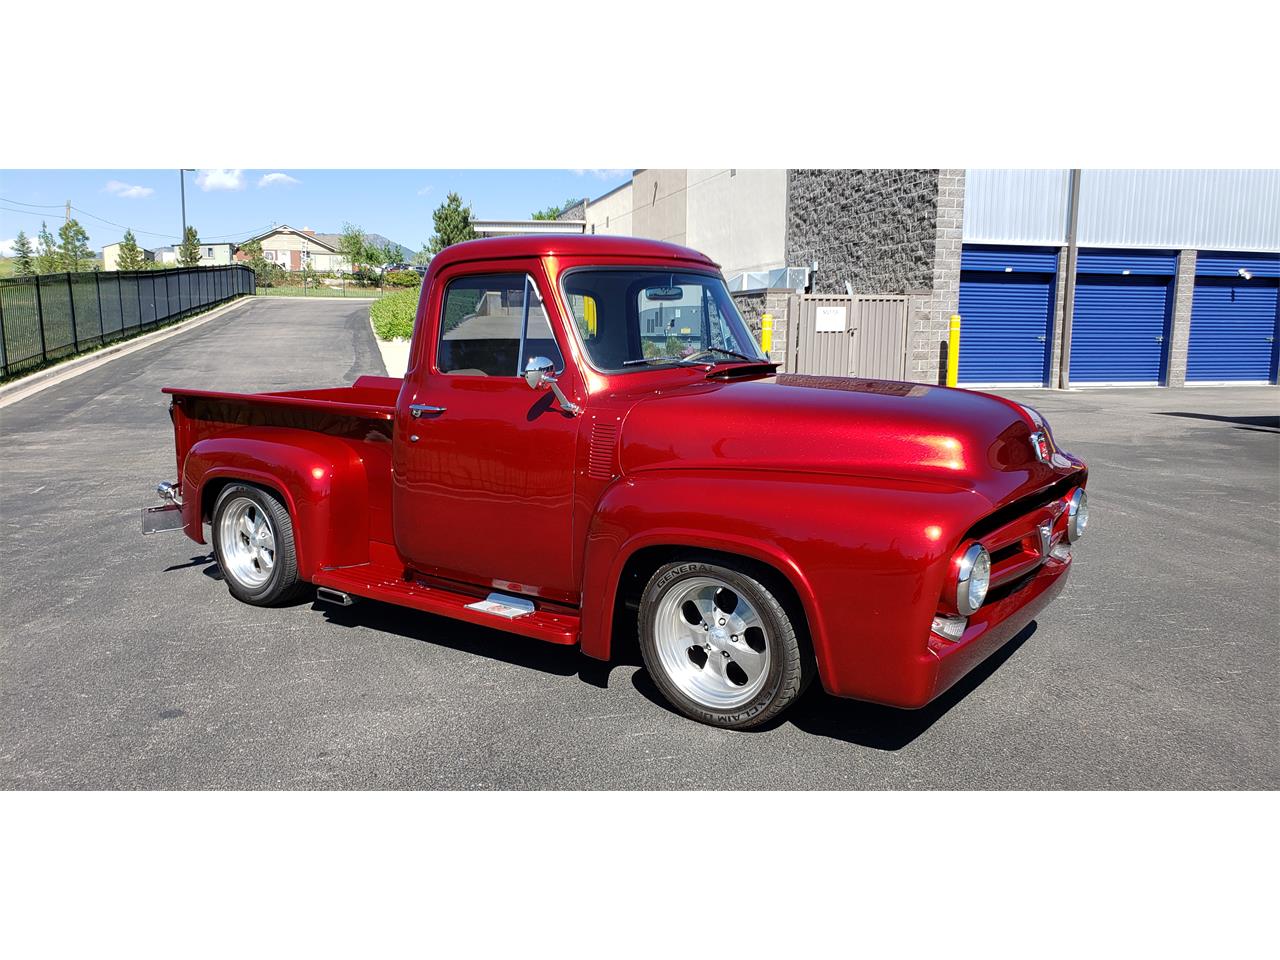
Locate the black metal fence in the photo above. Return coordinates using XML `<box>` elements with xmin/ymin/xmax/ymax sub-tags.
<box><xmin>0</xmin><ymin>264</ymin><xmax>255</xmax><ymax>379</ymax></box>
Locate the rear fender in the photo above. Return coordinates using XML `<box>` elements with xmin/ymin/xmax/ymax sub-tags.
<box><xmin>180</xmin><ymin>427</ymin><xmax>370</xmax><ymax>578</ymax></box>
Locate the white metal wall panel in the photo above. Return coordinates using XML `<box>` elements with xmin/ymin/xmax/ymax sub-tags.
<box><xmin>1078</xmin><ymin>170</ymin><xmax>1280</xmax><ymax>251</ymax></box>
<box><xmin>963</xmin><ymin>169</ymin><xmax>1070</xmax><ymax>244</ymax></box>
<box><xmin>964</xmin><ymin>169</ymin><xmax>1280</xmax><ymax>252</ymax></box>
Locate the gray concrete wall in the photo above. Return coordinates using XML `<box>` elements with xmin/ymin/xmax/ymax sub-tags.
<box><xmin>584</xmin><ymin>182</ymin><xmax>633</xmax><ymax>236</ymax></box>
<box><xmin>632</xmin><ymin>170</ymin><xmax>687</xmax><ymax>245</ymax></box>
<box><xmin>685</xmin><ymin>169</ymin><xmax>787</xmax><ymax>277</ymax></box>
<box><xmin>1166</xmin><ymin>249</ymin><xmax>1197</xmax><ymax>387</ymax></box>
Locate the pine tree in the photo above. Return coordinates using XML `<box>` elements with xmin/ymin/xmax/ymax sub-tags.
<box><xmin>178</xmin><ymin>226</ymin><xmax>201</xmax><ymax>267</ymax></box>
<box><xmin>36</xmin><ymin>221</ymin><xmax>60</xmax><ymax>274</ymax></box>
<box><xmin>57</xmin><ymin>218</ymin><xmax>91</xmax><ymax>272</ymax></box>
<box><xmin>427</xmin><ymin>192</ymin><xmax>477</xmax><ymax>254</ymax></box>
<box><xmin>12</xmin><ymin>230</ymin><xmax>35</xmax><ymax>276</ymax></box>
<box><xmin>115</xmin><ymin>229</ymin><xmax>146</xmax><ymax>271</ymax></box>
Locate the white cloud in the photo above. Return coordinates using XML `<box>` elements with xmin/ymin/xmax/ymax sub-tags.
<box><xmin>417</xmin><ymin>185</ymin><xmax>433</xmax><ymax>196</ymax></box>
<box><xmin>258</xmin><ymin>172</ymin><xmax>300</xmax><ymax>188</ymax></box>
<box><xmin>0</xmin><ymin>238</ymin><xmax>23</xmax><ymax>257</ymax></box>
<box><xmin>195</xmin><ymin>169</ymin><xmax>245</xmax><ymax>191</ymax></box>
<box><xmin>571</xmin><ymin>168</ymin><xmax>630</xmax><ymax>180</ymax></box>
<box><xmin>104</xmin><ymin>179</ymin><xmax>154</xmax><ymax>199</ymax></box>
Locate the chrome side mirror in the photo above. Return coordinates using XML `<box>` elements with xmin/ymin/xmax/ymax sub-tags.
<box><xmin>524</xmin><ymin>355</ymin><xmax>555</xmax><ymax>390</ymax></box>
<box><xmin>523</xmin><ymin>356</ymin><xmax>581</xmax><ymax>416</ymax></box>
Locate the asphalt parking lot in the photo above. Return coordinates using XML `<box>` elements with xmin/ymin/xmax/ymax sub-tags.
<box><xmin>1</xmin><ymin>297</ymin><xmax>1276</xmax><ymax>789</ymax></box>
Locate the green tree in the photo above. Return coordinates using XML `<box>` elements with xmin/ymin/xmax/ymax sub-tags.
<box><xmin>531</xmin><ymin>196</ymin><xmax>583</xmax><ymax>221</ymax></box>
<box><xmin>412</xmin><ymin>244</ymin><xmax>432</xmax><ymax>266</ymax></box>
<box><xmin>178</xmin><ymin>226</ymin><xmax>201</xmax><ymax>267</ymax></box>
<box><xmin>115</xmin><ymin>229</ymin><xmax>146</xmax><ymax>271</ymax></box>
<box><xmin>238</xmin><ymin>239</ymin><xmax>284</xmax><ymax>287</ymax></box>
<box><xmin>11</xmin><ymin>230</ymin><xmax>35</xmax><ymax>276</ymax></box>
<box><xmin>36</xmin><ymin>221</ymin><xmax>60</xmax><ymax>274</ymax></box>
<box><xmin>57</xmin><ymin>218</ymin><xmax>92</xmax><ymax>272</ymax></box>
<box><xmin>427</xmin><ymin>192</ymin><xmax>476</xmax><ymax>254</ymax></box>
<box><xmin>338</xmin><ymin>222</ymin><xmax>369</xmax><ymax>274</ymax></box>
<box><xmin>381</xmin><ymin>241</ymin><xmax>401</xmax><ymax>266</ymax></box>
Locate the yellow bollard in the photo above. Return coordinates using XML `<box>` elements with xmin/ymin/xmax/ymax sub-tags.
<box><xmin>946</xmin><ymin>314</ymin><xmax>961</xmax><ymax>387</ymax></box>
<box><xmin>761</xmin><ymin>313</ymin><xmax>773</xmax><ymax>355</ymax></box>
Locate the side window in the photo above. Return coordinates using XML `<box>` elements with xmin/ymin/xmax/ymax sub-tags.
<box><xmin>438</xmin><ymin>273</ymin><xmax>564</xmax><ymax>376</ymax></box>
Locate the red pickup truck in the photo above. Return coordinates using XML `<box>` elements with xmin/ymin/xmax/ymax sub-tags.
<box><xmin>144</xmin><ymin>235</ymin><xmax>1088</xmax><ymax>729</ymax></box>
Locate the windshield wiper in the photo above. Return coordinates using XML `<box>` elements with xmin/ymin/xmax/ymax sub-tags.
<box><xmin>620</xmin><ymin>356</ymin><xmax>707</xmax><ymax>367</ymax></box>
<box><xmin>685</xmin><ymin>347</ymin><xmax>767</xmax><ymax>364</ymax></box>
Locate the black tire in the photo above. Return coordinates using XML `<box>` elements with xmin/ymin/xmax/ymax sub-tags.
<box><xmin>211</xmin><ymin>482</ymin><xmax>305</xmax><ymax>606</ymax></box>
<box><xmin>637</xmin><ymin>556</ymin><xmax>814</xmax><ymax>729</ymax></box>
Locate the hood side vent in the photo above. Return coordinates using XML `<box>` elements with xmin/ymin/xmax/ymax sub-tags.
<box><xmin>587</xmin><ymin>421</ymin><xmax>620</xmax><ymax>480</ymax></box>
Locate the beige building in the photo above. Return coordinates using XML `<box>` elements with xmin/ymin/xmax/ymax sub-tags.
<box><xmin>151</xmin><ymin>242</ymin><xmax>235</xmax><ymax>268</ymax></box>
<box><xmin>101</xmin><ymin>241</ymin><xmax>155</xmax><ymax>271</ymax></box>
<box><xmin>578</xmin><ymin>169</ymin><xmax>788</xmax><ymax>281</ymax></box>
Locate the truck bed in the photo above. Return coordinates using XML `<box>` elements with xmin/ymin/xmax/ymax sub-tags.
<box><xmin>161</xmin><ymin>375</ymin><xmax>403</xmax><ymax>422</ymax></box>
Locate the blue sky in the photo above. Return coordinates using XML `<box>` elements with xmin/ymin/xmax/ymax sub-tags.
<box><xmin>0</xmin><ymin>169</ymin><xmax>632</xmax><ymax>254</ymax></box>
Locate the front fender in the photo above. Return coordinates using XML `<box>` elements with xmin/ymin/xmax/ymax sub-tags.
<box><xmin>181</xmin><ymin>427</ymin><xmax>370</xmax><ymax>578</ymax></box>
<box><xmin>580</xmin><ymin>469</ymin><xmax>991</xmax><ymax>701</ymax></box>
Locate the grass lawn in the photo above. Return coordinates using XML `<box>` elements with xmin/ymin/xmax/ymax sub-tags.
<box><xmin>256</xmin><ymin>285</ymin><xmax>399</xmax><ymax>299</ymax></box>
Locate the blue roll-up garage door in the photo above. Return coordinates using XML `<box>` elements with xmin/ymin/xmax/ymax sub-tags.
<box><xmin>1070</xmin><ymin>249</ymin><xmax>1176</xmax><ymax>384</ymax></box>
<box><xmin>958</xmin><ymin>246</ymin><xmax>1058</xmax><ymax>385</ymax></box>
<box><xmin>1187</xmin><ymin>251</ymin><xmax>1280</xmax><ymax>383</ymax></box>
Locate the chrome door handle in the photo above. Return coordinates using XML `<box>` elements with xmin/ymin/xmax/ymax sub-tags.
<box><xmin>410</xmin><ymin>404</ymin><xmax>446</xmax><ymax>418</ymax></box>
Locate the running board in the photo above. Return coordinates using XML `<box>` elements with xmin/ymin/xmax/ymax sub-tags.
<box><xmin>311</xmin><ymin>566</ymin><xmax>579</xmax><ymax>646</ymax></box>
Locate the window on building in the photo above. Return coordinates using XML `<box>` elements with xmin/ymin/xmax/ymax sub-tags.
<box><xmin>438</xmin><ymin>273</ymin><xmax>563</xmax><ymax>377</ymax></box>
<box><xmin>264</xmin><ymin>251</ymin><xmax>276</xmax><ymax>261</ymax></box>
<box><xmin>204</xmin><ymin>247</ymin><xmax>214</xmax><ymax>257</ymax></box>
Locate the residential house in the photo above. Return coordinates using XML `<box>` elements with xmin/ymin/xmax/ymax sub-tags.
<box><xmin>101</xmin><ymin>241</ymin><xmax>155</xmax><ymax>271</ymax></box>
<box><xmin>237</xmin><ymin>226</ymin><xmax>348</xmax><ymax>272</ymax></box>
<box><xmin>149</xmin><ymin>242</ymin><xmax>235</xmax><ymax>268</ymax></box>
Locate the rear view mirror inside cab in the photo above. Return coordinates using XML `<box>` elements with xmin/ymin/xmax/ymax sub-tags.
<box><xmin>643</xmin><ymin>286</ymin><xmax>683</xmax><ymax>301</ymax></box>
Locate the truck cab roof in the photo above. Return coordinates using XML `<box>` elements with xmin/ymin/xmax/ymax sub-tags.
<box><xmin>426</xmin><ymin>235</ymin><xmax>720</xmax><ymax>271</ymax></box>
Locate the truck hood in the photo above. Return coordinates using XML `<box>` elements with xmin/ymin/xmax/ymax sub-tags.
<box><xmin>618</xmin><ymin>373</ymin><xmax>1080</xmax><ymax>509</ymax></box>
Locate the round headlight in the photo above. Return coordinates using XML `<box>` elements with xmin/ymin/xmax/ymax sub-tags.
<box><xmin>1066</xmin><ymin>488</ymin><xmax>1088</xmax><ymax>543</ymax></box>
<box><xmin>956</xmin><ymin>543</ymin><xmax>991</xmax><ymax>616</ymax></box>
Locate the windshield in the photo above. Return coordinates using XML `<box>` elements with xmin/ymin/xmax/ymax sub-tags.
<box><xmin>561</xmin><ymin>269</ymin><xmax>766</xmax><ymax>372</ymax></box>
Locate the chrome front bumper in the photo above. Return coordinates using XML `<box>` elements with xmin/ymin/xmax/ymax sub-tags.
<box><xmin>141</xmin><ymin>481</ymin><xmax>184</xmax><ymax>535</ymax></box>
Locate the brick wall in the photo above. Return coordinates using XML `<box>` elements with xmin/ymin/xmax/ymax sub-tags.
<box><xmin>785</xmin><ymin>169</ymin><xmax>939</xmax><ymax>295</ymax></box>
<box><xmin>731</xmin><ymin>288</ymin><xmax>792</xmax><ymax>364</ymax></box>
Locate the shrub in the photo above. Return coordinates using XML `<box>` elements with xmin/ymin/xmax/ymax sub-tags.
<box><xmin>383</xmin><ymin>270</ymin><xmax>422</xmax><ymax>288</ymax></box>
<box><xmin>370</xmin><ymin>289</ymin><xmax>418</xmax><ymax>341</ymax></box>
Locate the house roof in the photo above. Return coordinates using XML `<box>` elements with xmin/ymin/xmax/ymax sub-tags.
<box><xmin>241</xmin><ymin>224</ymin><xmax>340</xmax><ymax>252</ymax></box>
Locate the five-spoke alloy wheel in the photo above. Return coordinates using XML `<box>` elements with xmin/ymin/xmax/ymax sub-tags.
<box><xmin>639</xmin><ymin>557</ymin><xmax>813</xmax><ymax>729</ymax></box>
<box><xmin>211</xmin><ymin>483</ymin><xmax>304</xmax><ymax>606</ymax></box>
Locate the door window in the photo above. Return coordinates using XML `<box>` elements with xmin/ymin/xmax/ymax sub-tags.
<box><xmin>438</xmin><ymin>273</ymin><xmax>564</xmax><ymax>376</ymax></box>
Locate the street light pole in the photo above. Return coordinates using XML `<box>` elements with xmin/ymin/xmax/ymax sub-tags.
<box><xmin>179</xmin><ymin>170</ymin><xmax>188</xmax><ymax>237</ymax></box>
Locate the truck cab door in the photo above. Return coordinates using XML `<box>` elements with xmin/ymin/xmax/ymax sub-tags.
<box><xmin>391</xmin><ymin>261</ymin><xmax>583</xmax><ymax>603</ymax></box>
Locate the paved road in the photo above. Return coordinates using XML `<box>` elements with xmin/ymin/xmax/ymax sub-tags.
<box><xmin>1</xmin><ymin>298</ymin><xmax>1277</xmax><ymax>789</ymax></box>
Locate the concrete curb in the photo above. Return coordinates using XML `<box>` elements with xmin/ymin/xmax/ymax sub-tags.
<box><xmin>369</xmin><ymin>315</ymin><xmax>410</xmax><ymax>378</ymax></box>
<box><xmin>0</xmin><ymin>297</ymin><xmax>252</xmax><ymax>410</ymax></box>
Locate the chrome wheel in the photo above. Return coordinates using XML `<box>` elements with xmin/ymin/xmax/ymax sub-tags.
<box><xmin>217</xmin><ymin>497</ymin><xmax>276</xmax><ymax>589</ymax></box>
<box><xmin>652</xmin><ymin>576</ymin><xmax>771</xmax><ymax>710</ymax></box>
